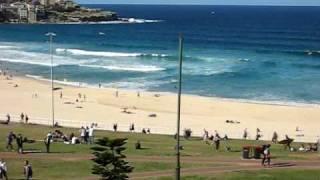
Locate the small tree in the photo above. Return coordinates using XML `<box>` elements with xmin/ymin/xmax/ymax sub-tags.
<box><xmin>91</xmin><ymin>137</ymin><xmax>133</xmax><ymax>180</ymax></box>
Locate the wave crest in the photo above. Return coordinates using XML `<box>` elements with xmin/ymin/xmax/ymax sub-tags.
<box><xmin>56</xmin><ymin>48</ymin><xmax>169</xmax><ymax>58</ymax></box>
<box><xmin>79</xmin><ymin>64</ymin><xmax>165</xmax><ymax>72</ymax></box>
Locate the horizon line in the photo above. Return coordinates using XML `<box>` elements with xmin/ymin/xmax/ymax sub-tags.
<box><xmin>79</xmin><ymin>3</ymin><xmax>320</xmax><ymax>7</ymax></box>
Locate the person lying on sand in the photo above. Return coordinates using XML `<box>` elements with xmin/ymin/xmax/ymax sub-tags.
<box><xmin>121</xmin><ymin>108</ymin><xmax>133</xmax><ymax>114</ymax></box>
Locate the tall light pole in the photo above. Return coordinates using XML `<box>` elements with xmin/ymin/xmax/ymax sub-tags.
<box><xmin>46</xmin><ymin>32</ymin><xmax>56</xmax><ymax>127</ymax></box>
<box><xmin>176</xmin><ymin>34</ymin><xmax>184</xmax><ymax>180</ymax></box>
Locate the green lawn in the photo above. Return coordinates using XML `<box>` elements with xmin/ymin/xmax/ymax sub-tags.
<box><xmin>0</xmin><ymin>123</ymin><xmax>319</xmax><ymax>179</ymax></box>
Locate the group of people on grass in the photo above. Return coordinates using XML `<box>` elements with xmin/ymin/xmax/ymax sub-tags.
<box><xmin>1</xmin><ymin>113</ymin><xmax>30</xmax><ymax>125</ymax></box>
<box><xmin>20</xmin><ymin>113</ymin><xmax>29</xmax><ymax>124</ymax></box>
<box><xmin>79</xmin><ymin>125</ymin><xmax>95</xmax><ymax>144</ymax></box>
<box><xmin>203</xmin><ymin>129</ymin><xmax>229</xmax><ymax>151</ymax></box>
<box><xmin>112</xmin><ymin>123</ymin><xmax>151</xmax><ymax>135</ymax></box>
<box><xmin>0</xmin><ymin>159</ymin><xmax>33</xmax><ymax>180</ymax></box>
<box><xmin>6</xmin><ymin>132</ymin><xmax>25</xmax><ymax>154</ymax></box>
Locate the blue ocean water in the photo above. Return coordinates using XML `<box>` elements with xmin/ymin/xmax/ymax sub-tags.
<box><xmin>0</xmin><ymin>5</ymin><xmax>320</xmax><ymax>104</ymax></box>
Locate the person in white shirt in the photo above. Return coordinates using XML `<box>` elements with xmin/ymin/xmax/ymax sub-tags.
<box><xmin>71</xmin><ymin>136</ymin><xmax>78</xmax><ymax>145</ymax></box>
<box><xmin>44</xmin><ymin>132</ymin><xmax>53</xmax><ymax>153</ymax></box>
<box><xmin>0</xmin><ymin>159</ymin><xmax>8</xmax><ymax>180</ymax></box>
<box><xmin>79</xmin><ymin>127</ymin><xmax>85</xmax><ymax>143</ymax></box>
<box><xmin>89</xmin><ymin>125</ymin><xmax>94</xmax><ymax>144</ymax></box>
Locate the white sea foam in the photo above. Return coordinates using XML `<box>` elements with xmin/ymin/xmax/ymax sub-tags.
<box><xmin>0</xmin><ymin>47</ymin><xmax>166</xmax><ymax>73</ymax></box>
<box><xmin>0</xmin><ymin>45</ymin><xmax>18</xmax><ymax>49</ymax></box>
<box><xmin>121</xmin><ymin>18</ymin><xmax>163</xmax><ymax>24</ymax></box>
<box><xmin>56</xmin><ymin>48</ymin><xmax>169</xmax><ymax>58</ymax></box>
<box><xmin>26</xmin><ymin>74</ymin><xmax>95</xmax><ymax>88</ymax></box>
<box><xmin>79</xmin><ymin>64</ymin><xmax>165</xmax><ymax>72</ymax></box>
<box><xmin>56</xmin><ymin>48</ymin><xmax>142</xmax><ymax>57</ymax></box>
<box><xmin>0</xmin><ymin>48</ymin><xmax>91</xmax><ymax>67</ymax></box>
<box><xmin>52</xmin><ymin>18</ymin><xmax>163</xmax><ymax>25</ymax></box>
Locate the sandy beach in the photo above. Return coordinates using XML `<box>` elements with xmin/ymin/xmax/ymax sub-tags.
<box><xmin>0</xmin><ymin>74</ymin><xmax>319</xmax><ymax>142</ymax></box>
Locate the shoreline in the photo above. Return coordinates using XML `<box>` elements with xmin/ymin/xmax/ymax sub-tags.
<box><xmin>0</xmin><ymin>18</ymin><xmax>163</xmax><ymax>25</ymax></box>
<box><xmin>1</xmin><ymin>73</ymin><xmax>320</xmax><ymax>143</ymax></box>
<box><xmin>25</xmin><ymin>74</ymin><xmax>320</xmax><ymax>109</ymax></box>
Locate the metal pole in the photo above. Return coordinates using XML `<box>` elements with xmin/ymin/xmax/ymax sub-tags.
<box><xmin>46</xmin><ymin>32</ymin><xmax>56</xmax><ymax>127</ymax></box>
<box><xmin>176</xmin><ymin>34</ymin><xmax>183</xmax><ymax>180</ymax></box>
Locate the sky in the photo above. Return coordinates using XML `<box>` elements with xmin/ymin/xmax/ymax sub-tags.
<box><xmin>76</xmin><ymin>0</ymin><xmax>320</xmax><ymax>6</ymax></box>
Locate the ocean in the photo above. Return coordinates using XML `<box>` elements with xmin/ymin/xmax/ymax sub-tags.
<box><xmin>0</xmin><ymin>5</ymin><xmax>320</xmax><ymax>104</ymax></box>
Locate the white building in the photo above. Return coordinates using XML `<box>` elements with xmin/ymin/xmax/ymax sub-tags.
<box><xmin>28</xmin><ymin>6</ymin><xmax>37</xmax><ymax>23</ymax></box>
<box><xmin>40</xmin><ymin>0</ymin><xmax>56</xmax><ymax>7</ymax></box>
<box><xmin>18</xmin><ymin>7</ymin><xmax>28</xmax><ymax>22</ymax></box>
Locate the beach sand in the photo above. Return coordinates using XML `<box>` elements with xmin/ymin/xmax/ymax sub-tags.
<box><xmin>0</xmin><ymin>74</ymin><xmax>319</xmax><ymax>142</ymax></box>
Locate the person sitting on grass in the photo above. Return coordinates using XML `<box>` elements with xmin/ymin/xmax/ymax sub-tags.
<box><xmin>24</xmin><ymin>160</ymin><xmax>33</xmax><ymax>180</ymax></box>
<box><xmin>142</xmin><ymin>128</ymin><xmax>147</xmax><ymax>134</ymax></box>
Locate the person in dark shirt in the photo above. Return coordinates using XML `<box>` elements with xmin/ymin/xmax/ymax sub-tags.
<box><xmin>6</xmin><ymin>132</ymin><xmax>15</xmax><ymax>151</ymax></box>
<box><xmin>44</xmin><ymin>132</ymin><xmax>53</xmax><ymax>153</ymax></box>
<box><xmin>16</xmin><ymin>134</ymin><xmax>24</xmax><ymax>154</ymax></box>
<box><xmin>24</xmin><ymin>160</ymin><xmax>33</xmax><ymax>180</ymax></box>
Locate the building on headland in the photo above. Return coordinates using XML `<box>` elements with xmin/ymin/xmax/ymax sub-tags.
<box><xmin>0</xmin><ymin>0</ymin><xmax>118</xmax><ymax>23</ymax></box>
<box><xmin>18</xmin><ymin>6</ymin><xmax>28</xmax><ymax>22</ymax></box>
<box><xmin>64</xmin><ymin>0</ymin><xmax>75</xmax><ymax>9</ymax></box>
<box><xmin>10</xmin><ymin>2</ymin><xmax>28</xmax><ymax>22</ymax></box>
<box><xmin>28</xmin><ymin>5</ymin><xmax>37</xmax><ymax>23</ymax></box>
<box><xmin>39</xmin><ymin>0</ymin><xmax>56</xmax><ymax>7</ymax></box>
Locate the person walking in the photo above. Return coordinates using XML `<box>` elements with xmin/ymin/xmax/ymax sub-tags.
<box><xmin>84</xmin><ymin>126</ymin><xmax>89</xmax><ymax>144</ymax></box>
<box><xmin>79</xmin><ymin>127</ymin><xmax>85</xmax><ymax>144</ymax></box>
<box><xmin>20</xmin><ymin>113</ymin><xmax>24</xmax><ymax>123</ymax></box>
<box><xmin>44</xmin><ymin>132</ymin><xmax>53</xmax><ymax>153</ymax></box>
<box><xmin>113</xmin><ymin>123</ymin><xmax>118</xmax><ymax>132</ymax></box>
<box><xmin>24</xmin><ymin>160</ymin><xmax>33</xmax><ymax>180</ymax></box>
<box><xmin>5</xmin><ymin>114</ymin><xmax>10</xmax><ymax>124</ymax></box>
<box><xmin>243</xmin><ymin>128</ymin><xmax>248</xmax><ymax>139</ymax></box>
<box><xmin>0</xmin><ymin>159</ymin><xmax>8</xmax><ymax>180</ymax></box>
<box><xmin>25</xmin><ymin>115</ymin><xmax>29</xmax><ymax>124</ymax></box>
<box><xmin>16</xmin><ymin>134</ymin><xmax>24</xmax><ymax>154</ymax></box>
<box><xmin>261</xmin><ymin>144</ymin><xmax>271</xmax><ymax>167</ymax></box>
<box><xmin>89</xmin><ymin>125</ymin><xmax>94</xmax><ymax>144</ymax></box>
<box><xmin>272</xmin><ymin>131</ymin><xmax>278</xmax><ymax>143</ymax></box>
<box><xmin>285</xmin><ymin>135</ymin><xmax>292</xmax><ymax>150</ymax></box>
<box><xmin>129</xmin><ymin>123</ymin><xmax>135</xmax><ymax>132</ymax></box>
<box><xmin>6</xmin><ymin>131</ymin><xmax>15</xmax><ymax>151</ymax></box>
<box><xmin>214</xmin><ymin>131</ymin><xmax>221</xmax><ymax>150</ymax></box>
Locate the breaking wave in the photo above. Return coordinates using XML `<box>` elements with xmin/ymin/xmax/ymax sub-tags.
<box><xmin>56</xmin><ymin>48</ymin><xmax>169</xmax><ymax>58</ymax></box>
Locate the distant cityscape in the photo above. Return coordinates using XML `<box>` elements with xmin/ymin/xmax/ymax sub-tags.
<box><xmin>0</xmin><ymin>0</ymin><xmax>118</xmax><ymax>23</ymax></box>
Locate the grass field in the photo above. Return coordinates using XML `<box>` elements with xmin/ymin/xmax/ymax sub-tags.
<box><xmin>0</xmin><ymin>123</ymin><xmax>319</xmax><ymax>179</ymax></box>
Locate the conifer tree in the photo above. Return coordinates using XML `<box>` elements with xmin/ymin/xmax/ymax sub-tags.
<box><xmin>91</xmin><ymin>137</ymin><xmax>133</xmax><ymax>180</ymax></box>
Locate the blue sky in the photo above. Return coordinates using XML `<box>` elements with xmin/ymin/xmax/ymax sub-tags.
<box><xmin>76</xmin><ymin>0</ymin><xmax>320</xmax><ymax>6</ymax></box>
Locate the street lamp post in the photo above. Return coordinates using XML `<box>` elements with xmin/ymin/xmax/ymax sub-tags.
<box><xmin>46</xmin><ymin>32</ymin><xmax>56</xmax><ymax>127</ymax></box>
<box><xmin>176</xmin><ymin>34</ymin><xmax>184</xmax><ymax>180</ymax></box>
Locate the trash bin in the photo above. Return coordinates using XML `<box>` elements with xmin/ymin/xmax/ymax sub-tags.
<box><xmin>254</xmin><ymin>146</ymin><xmax>262</xmax><ymax>159</ymax></box>
<box><xmin>242</xmin><ymin>146</ymin><xmax>250</xmax><ymax>159</ymax></box>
